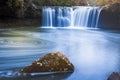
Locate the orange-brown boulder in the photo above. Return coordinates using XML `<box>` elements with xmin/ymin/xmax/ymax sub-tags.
<box><xmin>19</xmin><ymin>52</ymin><xmax>74</xmax><ymax>73</ymax></box>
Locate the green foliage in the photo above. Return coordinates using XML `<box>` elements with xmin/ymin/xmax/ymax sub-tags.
<box><xmin>5</xmin><ymin>0</ymin><xmax>120</xmax><ymax>18</ymax></box>
<box><xmin>32</xmin><ymin>0</ymin><xmax>73</xmax><ymax>6</ymax></box>
<box><xmin>7</xmin><ymin>0</ymin><xmax>12</xmax><ymax>8</ymax></box>
<box><xmin>97</xmin><ymin>0</ymin><xmax>120</xmax><ymax>6</ymax></box>
<box><xmin>7</xmin><ymin>0</ymin><xmax>25</xmax><ymax>17</ymax></box>
<box><xmin>32</xmin><ymin>0</ymin><xmax>88</xmax><ymax>6</ymax></box>
<box><xmin>72</xmin><ymin>0</ymin><xmax>88</xmax><ymax>6</ymax></box>
<box><xmin>7</xmin><ymin>0</ymin><xmax>24</xmax><ymax>8</ymax></box>
<box><xmin>97</xmin><ymin>0</ymin><xmax>108</xmax><ymax>6</ymax></box>
<box><xmin>52</xmin><ymin>0</ymin><xmax>72</xmax><ymax>6</ymax></box>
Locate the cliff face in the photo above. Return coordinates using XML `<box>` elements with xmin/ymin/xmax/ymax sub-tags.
<box><xmin>98</xmin><ymin>2</ymin><xmax>120</xmax><ymax>29</ymax></box>
<box><xmin>0</xmin><ymin>0</ymin><xmax>42</xmax><ymax>27</ymax></box>
<box><xmin>0</xmin><ymin>0</ymin><xmax>41</xmax><ymax>18</ymax></box>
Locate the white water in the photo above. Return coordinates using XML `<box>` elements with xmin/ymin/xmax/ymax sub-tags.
<box><xmin>42</xmin><ymin>6</ymin><xmax>102</xmax><ymax>28</ymax></box>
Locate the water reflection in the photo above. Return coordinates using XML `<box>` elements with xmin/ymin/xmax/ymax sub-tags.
<box><xmin>0</xmin><ymin>28</ymin><xmax>120</xmax><ymax>80</ymax></box>
<box><xmin>0</xmin><ymin>71</ymin><xmax>72</xmax><ymax>80</ymax></box>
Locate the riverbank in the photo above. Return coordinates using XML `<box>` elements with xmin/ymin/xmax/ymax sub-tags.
<box><xmin>0</xmin><ymin>18</ymin><xmax>41</xmax><ymax>28</ymax></box>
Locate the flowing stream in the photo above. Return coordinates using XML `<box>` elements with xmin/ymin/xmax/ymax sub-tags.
<box><xmin>0</xmin><ymin>27</ymin><xmax>120</xmax><ymax>80</ymax></box>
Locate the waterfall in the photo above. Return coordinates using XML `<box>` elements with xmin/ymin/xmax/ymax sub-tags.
<box><xmin>42</xmin><ymin>6</ymin><xmax>102</xmax><ymax>28</ymax></box>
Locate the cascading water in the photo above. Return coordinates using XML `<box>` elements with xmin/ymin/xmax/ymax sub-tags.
<box><xmin>42</xmin><ymin>6</ymin><xmax>102</xmax><ymax>28</ymax></box>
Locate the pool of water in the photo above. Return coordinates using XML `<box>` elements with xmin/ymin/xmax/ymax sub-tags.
<box><xmin>0</xmin><ymin>27</ymin><xmax>120</xmax><ymax>80</ymax></box>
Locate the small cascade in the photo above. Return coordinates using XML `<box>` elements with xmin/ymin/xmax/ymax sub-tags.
<box><xmin>42</xmin><ymin>6</ymin><xmax>102</xmax><ymax>28</ymax></box>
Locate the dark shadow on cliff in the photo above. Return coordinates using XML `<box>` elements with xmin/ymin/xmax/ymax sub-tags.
<box><xmin>98</xmin><ymin>2</ymin><xmax>120</xmax><ymax>30</ymax></box>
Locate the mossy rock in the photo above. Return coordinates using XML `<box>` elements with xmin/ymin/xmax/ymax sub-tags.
<box><xmin>19</xmin><ymin>52</ymin><xmax>74</xmax><ymax>73</ymax></box>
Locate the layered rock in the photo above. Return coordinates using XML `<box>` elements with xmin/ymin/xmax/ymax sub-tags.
<box><xmin>107</xmin><ymin>72</ymin><xmax>120</xmax><ymax>80</ymax></box>
<box><xmin>19</xmin><ymin>52</ymin><xmax>74</xmax><ymax>73</ymax></box>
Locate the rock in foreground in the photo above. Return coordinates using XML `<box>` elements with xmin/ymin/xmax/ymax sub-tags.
<box><xmin>107</xmin><ymin>72</ymin><xmax>120</xmax><ymax>80</ymax></box>
<box><xmin>19</xmin><ymin>52</ymin><xmax>74</xmax><ymax>73</ymax></box>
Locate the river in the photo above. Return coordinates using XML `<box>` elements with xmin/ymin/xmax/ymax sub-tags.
<box><xmin>0</xmin><ymin>27</ymin><xmax>120</xmax><ymax>80</ymax></box>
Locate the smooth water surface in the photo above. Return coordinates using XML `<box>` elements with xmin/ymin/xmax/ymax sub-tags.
<box><xmin>0</xmin><ymin>27</ymin><xmax>120</xmax><ymax>80</ymax></box>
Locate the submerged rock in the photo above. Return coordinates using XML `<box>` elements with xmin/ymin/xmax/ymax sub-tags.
<box><xmin>19</xmin><ymin>52</ymin><xmax>74</xmax><ymax>73</ymax></box>
<box><xmin>107</xmin><ymin>72</ymin><xmax>120</xmax><ymax>80</ymax></box>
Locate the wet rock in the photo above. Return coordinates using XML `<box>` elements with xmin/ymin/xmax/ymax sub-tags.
<box><xmin>19</xmin><ymin>52</ymin><xmax>74</xmax><ymax>73</ymax></box>
<box><xmin>107</xmin><ymin>72</ymin><xmax>120</xmax><ymax>80</ymax></box>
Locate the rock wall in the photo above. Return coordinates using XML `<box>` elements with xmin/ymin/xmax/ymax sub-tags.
<box><xmin>98</xmin><ymin>2</ymin><xmax>120</xmax><ymax>29</ymax></box>
<box><xmin>0</xmin><ymin>0</ymin><xmax>42</xmax><ymax>27</ymax></box>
